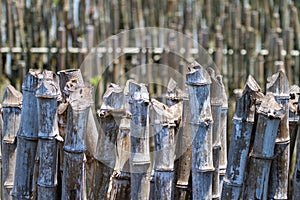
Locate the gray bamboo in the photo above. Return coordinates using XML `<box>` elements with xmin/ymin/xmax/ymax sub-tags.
<box><xmin>243</xmin><ymin>94</ymin><xmax>284</xmax><ymax>200</ymax></box>
<box><xmin>36</xmin><ymin>70</ymin><xmax>60</xmax><ymax>200</ymax></box>
<box><xmin>151</xmin><ymin>99</ymin><xmax>177</xmax><ymax>199</ymax></box>
<box><xmin>207</xmin><ymin>68</ymin><xmax>223</xmax><ymax>200</ymax></box>
<box><xmin>186</xmin><ymin>61</ymin><xmax>214</xmax><ymax>200</ymax></box>
<box><xmin>61</xmin><ymin>86</ymin><xmax>93</xmax><ymax>200</ymax></box>
<box><xmin>0</xmin><ymin>104</ymin><xmax>3</xmax><ymax>199</ymax></box>
<box><xmin>289</xmin><ymin>85</ymin><xmax>299</xmax><ymax>163</ymax></box>
<box><xmin>2</xmin><ymin>85</ymin><xmax>22</xmax><ymax>200</ymax></box>
<box><xmin>218</xmin><ymin>75</ymin><xmax>228</xmax><ymax>191</ymax></box>
<box><xmin>293</xmin><ymin>94</ymin><xmax>300</xmax><ymax>199</ymax></box>
<box><xmin>267</xmin><ymin>70</ymin><xmax>290</xmax><ymax>200</ymax></box>
<box><xmin>93</xmin><ymin>84</ymin><xmax>124</xmax><ymax>199</ymax></box>
<box><xmin>221</xmin><ymin>75</ymin><xmax>263</xmax><ymax>200</ymax></box>
<box><xmin>12</xmin><ymin>70</ymin><xmax>40</xmax><ymax>200</ymax></box>
<box><xmin>125</xmin><ymin>80</ymin><xmax>150</xmax><ymax>200</ymax></box>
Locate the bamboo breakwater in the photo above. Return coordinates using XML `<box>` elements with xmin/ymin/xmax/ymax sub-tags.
<box><xmin>0</xmin><ymin>62</ymin><xmax>299</xmax><ymax>199</ymax></box>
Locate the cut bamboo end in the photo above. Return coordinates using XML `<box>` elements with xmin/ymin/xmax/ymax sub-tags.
<box><xmin>166</xmin><ymin>78</ymin><xmax>184</xmax><ymax>105</ymax></box>
<box><xmin>36</xmin><ymin>70</ymin><xmax>59</xmax><ymax>99</ymax></box>
<box><xmin>2</xmin><ymin>85</ymin><xmax>22</xmax><ymax>108</ymax></box>
<box><xmin>68</xmin><ymin>86</ymin><xmax>93</xmax><ymax>112</ymax></box>
<box><xmin>256</xmin><ymin>94</ymin><xmax>285</xmax><ymax>119</ymax></box>
<box><xmin>186</xmin><ymin>61</ymin><xmax>211</xmax><ymax>86</ymax></box>
<box><xmin>22</xmin><ymin>69</ymin><xmax>40</xmax><ymax>92</ymax></box>
<box><xmin>266</xmin><ymin>70</ymin><xmax>289</xmax><ymax>98</ymax></box>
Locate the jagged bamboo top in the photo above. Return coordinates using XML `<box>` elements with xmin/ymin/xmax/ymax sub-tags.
<box><xmin>99</xmin><ymin>83</ymin><xmax>124</xmax><ymax>114</ymax></box>
<box><xmin>22</xmin><ymin>69</ymin><xmax>40</xmax><ymax>92</ymax></box>
<box><xmin>207</xmin><ymin>67</ymin><xmax>223</xmax><ymax>106</ymax></box>
<box><xmin>166</xmin><ymin>78</ymin><xmax>184</xmax><ymax>102</ymax></box>
<box><xmin>256</xmin><ymin>94</ymin><xmax>284</xmax><ymax>119</ymax></box>
<box><xmin>68</xmin><ymin>86</ymin><xmax>93</xmax><ymax>112</ymax></box>
<box><xmin>234</xmin><ymin>75</ymin><xmax>263</xmax><ymax>122</ymax></box>
<box><xmin>2</xmin><ymin>85</ymin><xmax>22</xmax><ymax>108</ymax></box>
<box><xmin>266</xmin><ymin>70</ymin><xmax>289</xmax><ymax>99</ymax></box>
<box><xmin>289</xmin><ymin>85</ymin><xmax>300</xmax><ymax>116</ymax></box>
<box><xmin>186</xmin><ymin>61</ymin><xmax>211</xmax><ymax>86</ymax></box>
<box><xmin>217</xmin><ymin>75</ymin><xmax>228</xmax><ymax>109</ymax></box>
<box><xmin>36</xmin><ymin>70</ymin><xmax>59</xmax><ymax>99</ymax></box>
<box><xmin>124</xmin><ymin>79</ymin><xmax>150</xmax><ymax>103</ymax></box>
<box><xmin>151</xmin><ymin>98</ymin><xmax>176</xmax><ymax>127</ymax></box>
<box><xmin>58</xmin><ymin>69</ymin><xmax>84</xmax><ymax>97</ymax></box>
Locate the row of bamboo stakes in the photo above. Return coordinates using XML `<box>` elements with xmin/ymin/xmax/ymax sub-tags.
<box><xmin>1</xmin><ymin>0</ymin><xmax>300</xmax><ymax>100</ymax></box>
<box><xmin>0</xmin><ymin>61</ymin><xmax>300</xmax><ymax>199</ymax></box>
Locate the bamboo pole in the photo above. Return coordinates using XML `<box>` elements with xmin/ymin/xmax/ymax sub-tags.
<box><xmin>293</xmin><ymin>94</ymin><xmax>300</xmax><ymax>199</ymax></box>
<box><xmin>125</xmin><ymin>80</ymin><xmax>150</xmax><ymax>200</ymax></box>
<box><xmin>61</xmin><ymin>86</ymin><xmax>93</xmax><ymax>200</ymax></box>
<box><xmin>243</xmin><ymin>94</ymin><xmax>285</xmax><ymax>200</ymax></box>
<box><xmin>0</xmin><ymin>104</ymin><xmax>3</xmax><ymax>200</ymax></box>
<box><xmin>289</xmin><ymin>85</ymin><xmax>299</xmax><ymax>163</ymax></box>
<box><xmin>93</xmin><ymin>83</ymin><xmax>124</xmax><ymax>199</ymax></box>
<box><xmin>151</xmin><ymin>99</ymin><xmax>177</xmax><ymax>199</ymax></box>
<box><xmin>2</xmin><ymin>85</ymin><xmax>22</xmax><ymax>200</ymax></box>
<box><xmin>186</xmin><ymin>61</ymin><xmax>214</xmax><ymax>200</ymax></box>
<box><xmin>12</xmin><ymin>70</ymin><xmax>39</xmax><ymax>200</ymax></box>
<box><xmin>221</xmin><ymin>75</ymin><xmax>263</xmax><ymax>200</ymax></box>
<box><xmin>267</xmin><ymin>70</ymin><xmax>290</xmax><ymax>200</ymax></box>
<box><xmin>207</xmin><ymin>68</ymin><xmax>223</xmax><ymax>200</ymax></box>
<box><xmin>36</xmin><ymin>70</ymin><xmax>60</xmax><ymax>200</ymax></box>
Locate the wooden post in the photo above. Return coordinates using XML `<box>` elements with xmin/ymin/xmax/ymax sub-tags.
<box><xmin>61</xmin><ymin>86</ymin><xmax>93</xmax><ymax>200</ymax></box>
<box><xmin>186</xmin><ymin>61</ymin><xmax>214</xmax><ymax>200</ymax></box>
<box><xmin>125</xmin><ymin>80</ymin><xmax>150</xmax><ymax>200</ymax></box>
<box><xmin>267</xmin><ymin>70</ymin><xmax>290</xmax><ymax>200</ymax></box>
<box><xmin>36</xmin><ymin>70</ymin><xmax>60</xmax><ymax>200</ymax></box>
<box><xmin>151</xmin><ymin>99</ymin><xmax>176</xmax><ymax>199</ymax></box>
<box><xmin>243</xmin><ymin>94</ymin><xmax>284</xmax><ymax>200</ymax></box>
<box><xmin>221</xmin><ymin>75</ymin><xmax>263</xmax><ymax>200</ymax></box>
<box><xmin>12</xmin><ymin>70</ymin><xmax>39</xmax><ymax>200</ymax></box>
<box><xmin>93</xmin><ymin>84</ymin><xmax>124</xmax><ymax>199</ymax></box>
<box><xmin>2</xmin><ymin>85</ymin><xmax>22</xmax><ymax>200</ymax></box>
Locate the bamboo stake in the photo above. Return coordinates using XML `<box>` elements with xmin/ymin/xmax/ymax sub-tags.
<box><xmin>186</xmin><ymin>61</ymin><xmax>214</xmax><ymax>200</ymax></box>
<box><xmin>12</xmin><ymin>70</ymin><xmax>40</xmax><ymax>200</ymax></box>
<box><xmin>61</xmin><ymin>86</ymin><xmax>93</xmax><ymax>200</ymax></box>
<box><xmin>221</xmin><ymin>75</ymin><xmax>263</xmax><ymax>200</ymax></box>
<box><xmin>36</xmin><ymin>70</ymin><xmax>60</xmax><ymax>200</ymax></box>
<box><xmin>293</xmin><ymin>94</ymin><xmax>300</xmax><ymax>199</ymax></box>
<box><xmin>151</xmin><ymin>99</ymin><xmax>177</xmax><ymax>199</ymax></box>
<box><xmin>267</xmin><ymin>70</ymin><xmax>290</xmax><ymax>200</ymax></box>
<box><xmin>0</xmin><ymin>104</ymin><xmax>3</xmax><ymax>200</ymax></box>
<box><xmin>125</xmin><ymin>80</ymin><xmax>150</xmax><ymax>200</ymax></box>
<box><xmin>243</xmin><ymin>94</ymin><xmax>284</xmax><ymax>200</ymax></box>
<box><xmin>93</xmin><ymin>83</ymin><xmax>124</xmax><ymax>199</ymax></box>
<box><xmin>2</xmin><ymin>85</ymin><xmax>22</xmax><ymax>200</ymax></box>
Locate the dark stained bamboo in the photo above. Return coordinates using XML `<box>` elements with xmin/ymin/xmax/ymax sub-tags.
<box><xmin>93</xmin><ymin>83</ymin><xmax>124</xmax><ymax>199</ymax></box>
<box><xmin>186</xmin><ymin>61</ymin><xmax>214</xmax><ymax>200</ymax></box>
<box><xmin>2</xmin><ymin>85</ymin><xmax>22</xmax><ymax>200</ymax></box>
<box><xmin>267</xmin><ymin>70</ymin><xmax>290</xmax><ymax>200</ymax></box>
<box><xmin>12</xmin><ymin>70</ymin><xmax>40</xmax><ymax>200</ymax></box>
<box><xmin>36</xmin><ymin>70</ymin><xmax>60</xmax><ymax>200</ymax></box>
<box><xmin>289</xmin><ymin>85</ymin><xmax>299</xmax><ymax>166</ymax></box>
<box><xmin>151</xmin><ymin>99</ymin><xmax>177</xmax><ymax>199</ymax></box>
<box><xmin>125</xmin><ymin>80</ymin><xmax>150</xmax><ymax>200</ymax></box>
<box><xmin>243</xmin><ymin>94</ymin><xmax>284</xmax><ymax>200</ymax></box>
<box><xmin>221</xmin><ymin>75</ymin><xmax>263</xmax><ymax>200</ymax></box>
<box><xmin>61</xmin><ymin>86</ymin><xmax>93</xmax><ymax>200</ymax></box>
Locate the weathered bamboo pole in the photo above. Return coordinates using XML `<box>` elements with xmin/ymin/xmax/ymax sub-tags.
<box><xmin>125</xmin><ymin>80</ymin><xmax>150</xmax><ymax>200</ymax></box>
<box><xmin>217</xmin><ymin>74</ymin><xmax>228</xmax><ymax>193</ymax></box>
<box><xmin>207</xmin><ymin>68</ymin><xmax>223</xmax><ymax>200</ymax></box>
<box><xmin>151</xmin><ymin>99</ymin><xmax>177</xmax><ymax>199</ymax></box>
<box><xmin>12</xmin><ymin>70</ymin><xmax>39</xmax><ymax>200</ymax></box>
<box><xmin>93</xmin><ymin>84</ymin><xmax>124</xmax><ymax>199</ymax></box>
<box><xmin>289</xmin><ymin>85</ymin><xmax>299</xmax><ymax>166</ymax></box>
<box><xmin>61</xmin><ymin>86</ymin><xmax>93</xmax><ymax>200</ymax></box>
<box><xmin>186</xmin><ymin>61</ymin><xmax>214</xmax><ymax>200</ymax></box>
<box><xmin>243</xmin><ymin>94</ymin><xmax>284</xmax><ymax>200</ymax></box>
<box><xmin>267</xmin><ymin>70</ymin><xmax>290</xmax><ymax>200</ymax></box>
<box><xmin>0</xmin><ymin>104</ymin><xmax>3</xmax><ymax>199</ymax></box>
<box><xmin>36</xmin><ymin>70</ymin><xmax>60</xmax><ymax>200</ymax></box>
<box><xmin>221</xmin><ymin>75</ymin><xmax>263</xmax><ymax>200</ymax></box>
<box><xmin>2</xmin><ymin>85</ymin><xmax>22</xmax><ymax>200</ymax></box>
<box><xmin>293</xmin><ymin>94</ymin><xmax>300</xmax><ymax>199</ymax></box>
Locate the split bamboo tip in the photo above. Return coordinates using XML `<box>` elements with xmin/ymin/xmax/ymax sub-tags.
<box><xmin>151</xmin><ymin>98</ymin><xmax>175</xmax><ymax>126</ymax></box>
<box><xmin>208</xmin><ymin>67</ymin><xmax>223</xmax><ymax>105</ymax></box>
<box><xmin>69</xmin><ymin>86</ymin><xmax>93</xmax><ymax>111</ymax></box>
<box><xmin>186</xmin><ymin>61</ymin><xmax>211</xmax><ymax>86</ymax></box>
<box><xmin>22</xmin><ymin>69</ymin><xmax>40</xmax><ymax>91</ymax></box>
<box><xmin>166</xmin><ymin>78</ymin><xmax>184</xmax><ymax>101</ymax></box>
<box><xmin>256</xmin><ymin>94</ymin><xmax>285</xmax><ymax>119</ymax></box>
<box><xmin>36</xmin><ymin>70</ymin><xmax>59</xmax><ymax>98</ymax></box>
<box><xmin>124</xmin><ymin>79</ymin><xmax>149</xmax><ymax>103</ymax></box>
<box><xmin>2</xmin><ymin>85</ymin><xmax>22</xmax><ymax>108</ymax></box>
<box><xmin>289</xmin><ymin>85</ymin><xmax>300</xmax><ymax>114</ymax></box>
<box><xmin>266</xmin><ymin>70</ymin><xmax>289</xmax><ymax>97</ymax></box>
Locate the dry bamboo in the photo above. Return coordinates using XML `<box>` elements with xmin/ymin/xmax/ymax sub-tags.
<box><xmin>267</xmin><ymin>70</ymin><xmax>290</xmax><ymax>200</ymax></box>
<box><xmin>293</xmin><ymin>94</ymin><xmax>300</xmax><ymax>199</ymax></box>
<box><xmin>289</xmin><ymin>85</ymin><xmax>299</xmax><ymax>164</ymax></box>
<box><xmin>221</xmin><ymin>75</ymin><xmax>263</xmax><ymax>200</ymax></box>
<box><xmin>125</xmin><ymin>80</ymin><xmax>150</xmax><ymax>200</ymax></box>
<box><xmin>2</xmin><ymin>85</ymin><xmax>22</xmax><ymax>200</ymax></box>
<box><xmin>61</xmin><ymin>86</ymin><xmax>93</xmax><ymax>200</ymax></box>
<box><xmin>36</xmin><ymin>70</ymin><xmax>60</xmax><ymax>200</ymax></box>
<box><xmin>0</xmin><ymin>104</ymin><xmax>3</xmax><ymax>199</ymax></box>
<box><xmin>207</xmin><ymin>68</ymin><xmax>223</xmax><ymax>200</ymax></box>
<box><xmin>218</xmin><ymin>75</ymin><xmax>228</xmax><ymax>191</ymax></box>
<box><xmin>12</xmin><ymin>70</ymin><xmax>40</xmax><ymax>200</ymax></box>
<box><xmin>186</xmin><ymin>61</ymin><xmax>214</xmax><ymax>200</ymax></box>
<box><xmin>151</xmin><ymin>99</ymin><xmax>177</xmax><ymax>199</ymax></box>
<box><xmin>93</xmin><ymin>84</ymin><xmax>124</xmax><ymax>199</ymax></box>
<box><xmin>243</xmin><ymin>94</ymin><xmax>284</xmax><ymax>200</ymax></box>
